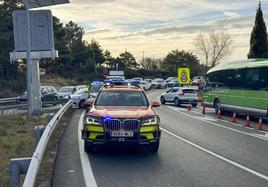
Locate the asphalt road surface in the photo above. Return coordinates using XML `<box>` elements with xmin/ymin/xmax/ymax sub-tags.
<box><xmin>52</xmin><ymin>90</ymin><xmax>268</xmax><ymax>187</ymax></box>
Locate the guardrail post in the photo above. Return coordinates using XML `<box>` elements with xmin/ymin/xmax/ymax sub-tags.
<box><xmin>9</xmin><ymin>157</ymin><xmax>31</xmax><ymax>187</ymax></box>
<box><xmin>48</xmin><ymin>113</ymin><xmax>55</xmax><ymax>122</ymax></box>
<box><xmin>0</xmin><ymin>106</ymin><xmax>4</xmax><ymax>116</ymax></box>
<box><xmin>34</xmin><ymin>125</ymin><xmax>45</xmax><ymax>147</ymax></box>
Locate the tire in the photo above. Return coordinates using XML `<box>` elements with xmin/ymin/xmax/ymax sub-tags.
<box><xmin>84</xmin><ymin>141</ymin><xmax>95</xmax><ymax>153</ymax></box>
<box><xmin>214</xmin><ymin>99</ymin><xmax>221</xmax><ymax>114</ymax></box>
<box><xmin>192</xmin><ymin>103</ymin><xmax>198</xmax><ymax>107</ymax></box>
<box><xmin>174</xmin><ymin>98</ymin><xmax>180</xmax><ymax>107</ymax></box>
<box><xmin>79</xmin><ymin>100</ymin><xmax>85</xmax><ymax>108</ymax></box>
<box><xmin>148</xmin><ymin>142</ymin><xmax>160</xmax><ymax>153</ymax></box>
<box><xmin>160</xmin><ymin>96</ymin><xmax>166</xmax><ymax>104</ymax></box>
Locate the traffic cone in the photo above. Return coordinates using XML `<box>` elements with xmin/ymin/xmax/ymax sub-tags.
<box><xmin>202</xmin><ymin>105</ymin><xmax>206</xmax><ymax>114</ymax></box>
<box><xmin>217</xmin><ymin>110</ymin><xmax>221</xmax><ymax>119</ymax></box>
<box><xmin>188</xmin><ymin>104</ymin><xmax>192</xmax><ymax>111</ymax></box>
<box><xmin>231</xmin><ymin>112</ymin><xmax>237</xmax><ymax>123</ymax></box>
<box><xmin>245</xmin><ymin>115</ymin><xmax>250</xmax><ymax>127</ymax></box>
<box><xmin>257</xmin><ymin>118</ymin><xmax>263</xmax><ymax>130</ymax></box>
<box><xmin>200</xmin><ymin>99</ymin><xmax>204</xmax><ymax>107</ymax></box>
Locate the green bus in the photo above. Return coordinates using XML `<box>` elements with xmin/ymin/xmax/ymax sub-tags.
<box><xmin>204</xmin><ymin>59</ymin><xmax>268</xmax><ymax>117</ymax></box>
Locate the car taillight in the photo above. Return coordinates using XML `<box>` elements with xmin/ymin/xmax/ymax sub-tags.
<box><xmin>179</xmin><ymin>91</ymin><xmax>184</xmax><ymax>96</ymax></box>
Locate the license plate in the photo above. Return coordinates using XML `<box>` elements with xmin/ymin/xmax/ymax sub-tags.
<box><xmin>111</xmin><ymin>131</ymin><xmax>134</xmax><ymax>137</ymax></box>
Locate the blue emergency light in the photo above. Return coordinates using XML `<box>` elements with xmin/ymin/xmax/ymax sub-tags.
<box><xmin>92</xmin><ymin>80</ymin><xmax>104</xmax><ymax>85</ymax></box>
<box><xmin>104</xmin><ymin>80</ymin><xmax>141</xmax><ymax>86</ymax></box>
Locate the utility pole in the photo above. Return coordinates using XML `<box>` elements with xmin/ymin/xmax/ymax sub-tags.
<box><xmin>25</xmin><ymin>0</ymin><xmax>33</xmax><ymax>116</ymax></box>
<box><xmin>92</xmin><ymin>46</ymin><xmax>97</xmax><ymax>75</ymax></box>
<box><xmin>142</xmin><ymin>51</ymin><xmax>145</xmax><ymax>64</ymax></box>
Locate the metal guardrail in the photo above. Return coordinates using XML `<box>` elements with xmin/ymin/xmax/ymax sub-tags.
<box><xmin>0</xmin><ymin>97</ymin><xmax>17</xmax><ymax>102</ymax></box>
<box><xmin>0</xmin><ymin>97</ymin><xmax>18</xmax><ymax>105</ymax></box>
<box><xmin>22</xmin><ymin>100</ymin><xmax>72</xmax><ymax>187</ymax></box>
<box><xmin>0</xmin><ymin>99</ymin><xmax>68</xmax><ymax>114</ymax></box>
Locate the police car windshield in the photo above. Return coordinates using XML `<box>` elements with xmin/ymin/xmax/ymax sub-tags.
<box><xmin>95</xmin><ymin>90</ymin><xmax>149</xmax><ymax>106</ymax></box>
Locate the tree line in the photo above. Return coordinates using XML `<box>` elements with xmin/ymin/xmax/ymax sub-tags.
<box><xmin>0</xmin><ymin>0</ymin><xmax>206</xmax><ymax>94</ymax></box>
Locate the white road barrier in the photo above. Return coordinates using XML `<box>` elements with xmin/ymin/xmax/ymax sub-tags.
<box><xmin>23</xmin><ymin>100</ymin><xmax>72</xmax><ymax>187</ymax></box>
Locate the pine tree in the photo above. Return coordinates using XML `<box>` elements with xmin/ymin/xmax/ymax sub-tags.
<box><xmin>248</xmin><ymin>1</ymin><xmax>268</xmax><ymax>58</ymax></box>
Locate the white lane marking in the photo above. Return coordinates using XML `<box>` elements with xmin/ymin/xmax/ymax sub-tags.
<box><xmin>165</xmin><ymin>105</ymin><xmax>268</xmax><ymax>141</ymax></box>
<box><xmin>161</xmin><ymin>127</ymin><xmax>268</xmax><ymax>181</ymax></box>
<box><xmin>78</xmin><ymin>111</ymin><xmax>98</xmax><ymax>187</ymax></box>
<box><xmin>195</xmin><ymin>116</ymin><xmax>218</xmax><ymax>122</ymax></box>
<box><xmin>253</xmin><ymin>133</ymin><xmax>268</xmax><ymax>138</ymax></box>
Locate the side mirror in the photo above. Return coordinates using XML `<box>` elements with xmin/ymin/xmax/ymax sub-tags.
<box><xmin>151</xmin><ymin>101</ymin><xmax>160</xmax><ymax>108</ymax></box>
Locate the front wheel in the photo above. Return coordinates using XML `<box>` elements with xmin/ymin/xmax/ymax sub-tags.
<box><xmin>84</xmin><ymin>141</ymin><xmax>95</xmax><ymax>153</ymax></box>
<box><xmin>79</xmin><ymin>100</ymin><xmax>85</xmax><ymax>108</ymax></box>
<box><xmin>174</xmin><ymin>98</ymin><xmax>180</xmax><ymax>107</ymax></box>
<box><xmin>160</xmin><ymin>96</ymin><xmax>166</xmax><ymax>104</ymax></box>
<box><xmin>214</xmin><ymin>99</ymin><xmax>221</xmax><ymax>114</ymax></box>
<box><xmin>148</xmin><ymin>142</ymin><xmax>160</xmax><ymax>153</ymax></box>
<box><xmin>192</xmin><ymin>103</ymin><xmax>198</xmax><ymax>107</ymax></box>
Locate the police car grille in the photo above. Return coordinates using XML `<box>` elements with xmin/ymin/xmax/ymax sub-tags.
<box><xmin>104</xmin><ymin>119</ymin><xmax>140</xmax><ymax>131</ymax></box>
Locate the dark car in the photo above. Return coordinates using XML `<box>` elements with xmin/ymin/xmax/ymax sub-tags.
<box><xmin>17</xmin><ymin>86</ymin><xmax>58</xmax><ymax>102</ymax></box>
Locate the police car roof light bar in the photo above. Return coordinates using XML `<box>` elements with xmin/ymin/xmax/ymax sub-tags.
<box><xmin>104</xmin><ymin>80</ymin><xmax>141</xmax><ymax>87</ymax></box>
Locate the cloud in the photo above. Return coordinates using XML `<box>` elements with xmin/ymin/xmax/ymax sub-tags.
<box><xmin>224</xmin><ymin>11</ymin><xmax>240</xmax><ymax>18</ymax></box>
<box><xmin>38</xmin><ymin>0</ymin><xmax>268</xmax><ymax>62</ymax></box>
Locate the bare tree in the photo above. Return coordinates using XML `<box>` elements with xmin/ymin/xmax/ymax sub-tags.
<box><xmin>194</xmin><ymin>30</ymin><xmax>233</xmax><ymax>70</ymax></box>
<box><xmin>141</xmin><ymin>57</ymin><xmax>161</xmax><ymax>71</ymax></box>
<box><xmin>194</xmin><ymin>33</ymin><xmax>210</xmax><ymax>70</ymax></box>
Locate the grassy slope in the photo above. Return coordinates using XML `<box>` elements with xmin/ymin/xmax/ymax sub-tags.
<box><xmin>0</xmin><ymin>114</ymin><xmax>48</xmax><ymax>186</ymax></box>
<box><xmin>40</xmin><ymin>74</ymin><xmax>78</xmax><ymax>90</ymax></box>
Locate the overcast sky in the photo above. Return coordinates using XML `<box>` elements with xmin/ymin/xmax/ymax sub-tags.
<box><xmin>44</xmin><ymin>0</ymin><xmax>268</xmax><ymax>63</ymax></box>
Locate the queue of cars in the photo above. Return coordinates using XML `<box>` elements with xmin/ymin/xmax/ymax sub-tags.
<box><xmin>17</xmin><ymin>85</ymin><xmax>88</xmax><ymax>103</ymax></box>
<box><xmin>17</xmin><ymin>76</ymin><xmax>202</xmax><ymax>111</ymax></box>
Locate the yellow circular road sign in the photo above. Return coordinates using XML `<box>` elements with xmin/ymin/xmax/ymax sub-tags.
<box><xmin>178</xmin><ymin>68</ymin><xmax>190</xmax><ymax>85</ymax></box>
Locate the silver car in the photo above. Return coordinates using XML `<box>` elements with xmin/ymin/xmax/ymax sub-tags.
<box><xmin>140</xmin><ymin>81</ymin><xmax>151</xmax><ymax>91</ymax></box>
<box><xmin>58</xmin><ymin>86</ymin><xmax>77</xmax><ymax>99</ymax></box>
<box><xmin>71</xmin><ymin>89</ymin><xmax>90</xmax><ymax>108</ymax></box>
<box><xmin>160</xmin><ymin>87</ymin><xmax>198</xmax><ymax>107</ymax></box>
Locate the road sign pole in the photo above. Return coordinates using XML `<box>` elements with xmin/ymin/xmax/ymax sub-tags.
<box><xmin>25</xmin><ymin>0</ymin><xmax>33</xmax><ymax>116</ymax></box>
<box><xmin>31</xmin><ymin>59</ymin><xmax>42</xmax><ymax>116</ymax></box>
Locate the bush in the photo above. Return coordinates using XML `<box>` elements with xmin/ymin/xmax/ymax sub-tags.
<box><xmin>0</xmin><ymin>75</ymin><xmax>26</xmax><ymax>97</ymax></box>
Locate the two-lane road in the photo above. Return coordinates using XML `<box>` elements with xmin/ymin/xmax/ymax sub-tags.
<box><xmin>52</xmin><ymin>90</ymin><xmax>268</xmax><ymax>187</ymax></box>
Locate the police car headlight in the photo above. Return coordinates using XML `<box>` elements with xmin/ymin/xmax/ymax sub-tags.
<box><xmin>86</xmin><ymin>117</ymin><xmax>102</xmax><ymax>125</ymax></box>
<box><xmin>142</xmin><ymin>116</ymin><xmax>160</xmax><ymax>126</ymax></box>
